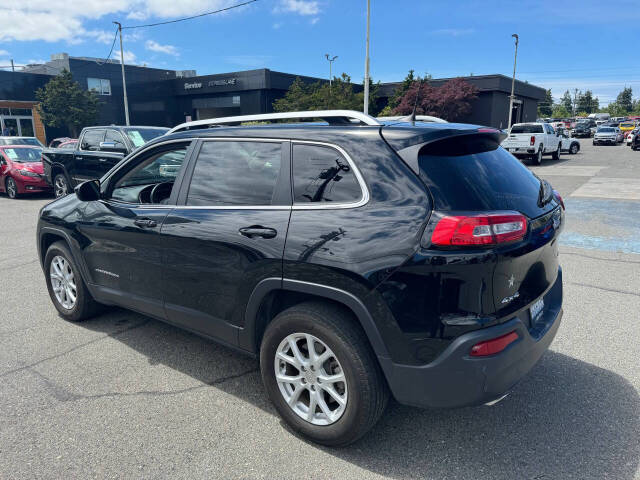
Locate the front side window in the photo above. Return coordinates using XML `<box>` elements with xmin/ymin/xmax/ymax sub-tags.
<box><xmin>105</xmin><ymin>130</ymin><xmax>126</xmax><ymax>150</ymax></box>
<box><xmin>292</xmin><ymin>144</ymin><xmax>361</xmax><ymax>204</ymax></box>
<box><xmin>88</xmin><ymin>78</ymin><xmax>111</xmax><ymax>95</ymax></box>
<box><xmin>123</xmin><ymin>128</ymin><xmax>169</xmax><ymax>148</ymax></box>
<box><xmin>81</xmin><ymin>130</ymin><xmax>105</xmax><ymax>151</ymax></box>
<box><xmin>110</xmin><ymin>144</ymin><xmax>188</xmax><ymax>204</ymax></box>
<box><xmin>187</xmin><ymin>141</ymin><xmax>282</xmax><ymax>206</ymax></box>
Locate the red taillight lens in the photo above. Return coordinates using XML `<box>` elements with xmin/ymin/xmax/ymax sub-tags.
<box><xmin>431</xmin><ymin>213</ymin><xmax>527</xmax><ymax>246</ymax></box>
<box><xmin>470</xmin><ymin>331</ymin><xmax>519</xmax><ymax>357</ymax></box>
<box><xmin>553</xmin><ymin>190</ymin><xmax>565</xmax><ymax>210</ymax></box>
<box><xmin>530</xmin><ymin>135</ymin><xmax>535</xmax><ymax>146</ymax></box>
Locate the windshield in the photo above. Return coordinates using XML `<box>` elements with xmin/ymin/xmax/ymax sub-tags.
<box><xmin>510</xmin><ymin>124</ymin><xmax>544</xmax><ymax>134</ymax></box>
<box><xmin>123</xmin><ymin>128</ymin><xmax>169</xmax><ymax>148</ymax></box>
<box><xmin>598</xmin><ymin>127</ymin><xmax>614</xmax><ymax>133</ymax></box>
<box><xmin>0</xmin><ymin>137</ymin><xmax>42</xmax><ymax>146</ymax></box>
<box><xmin>2</xmin><ymin>147</ymin><xmax>42</xmax><ymax>162</ymax></box>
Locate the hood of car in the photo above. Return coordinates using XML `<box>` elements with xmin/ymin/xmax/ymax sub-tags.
<box><xmin>15</xmin><ymin>162</ymin><xmax>44</xmax><ymax>173</ymax></box>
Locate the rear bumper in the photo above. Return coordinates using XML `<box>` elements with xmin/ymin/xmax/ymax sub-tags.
<box><xmin>379</xmin><ymin>268</ymin><xmax>563</xmax><ymax>409</ymax></box>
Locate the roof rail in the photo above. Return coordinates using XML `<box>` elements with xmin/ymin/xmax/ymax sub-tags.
<box><xmin>377</xmin><ymin>115</ymin><xmax>448</xmax><ymax>124</ymax></box>
<box><xmin>167</xmin><ymin>110</ymin><xmax>381</xmax><ymax>134</ymax></box>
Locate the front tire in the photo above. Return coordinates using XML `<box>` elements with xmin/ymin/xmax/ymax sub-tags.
<box><xmin>53</xmin><ymin>173</ymin><xmax>69</xmax><ymax>198</ymax></box>
<box><xmin>552</xmin><ymin>144</ymin><xmax>561</xmax><ymax>160</ymax></box>
<box><xmin>44</xmin><ymin>241</ymin><xmax>102</xmax><ymax>321</ymax></box>
<box><xmin>5</xmin><ymin>177</ymin><xmax>18</xmax><ymax>199</ymax></box>
<box><xmin>570</xmin><ymin>143</ymin><xmax>579</xmax><ymax>154</ymax></box>
<box><xmin>260</xmin><ymin>301</ymin><xmax>389</xmax><ymax>446</ymax></box>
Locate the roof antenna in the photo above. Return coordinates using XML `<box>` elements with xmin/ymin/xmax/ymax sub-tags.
<box><xmin>406</xmin><ymin>78</ymin><xmax>425</xmax><ymax>125</ymax></box>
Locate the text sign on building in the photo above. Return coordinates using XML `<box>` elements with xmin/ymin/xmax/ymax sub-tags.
<box><xmin>183</xmin><ymin>78</ymin><xmax>238</xmax><ymax>91</ymax></box>
<box><xmin>184</xmin><ymin>82</ymin><xmax>202</xmax><ymax>90</ymax></box>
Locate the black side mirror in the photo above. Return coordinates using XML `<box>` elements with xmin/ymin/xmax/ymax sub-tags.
<box><xmin>75</xmin><ymin>179</ymin><xmax>100</xmax><ymax>202</ymax></box>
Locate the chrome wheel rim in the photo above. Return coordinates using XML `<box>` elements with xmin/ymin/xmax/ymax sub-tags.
<box><xmin>274</xmin><ymin>333</ymin><xmax>348</xmax><ymax>426</ymax></box>
<box><xmin>49</xmin><ymin>255</ymin><xmax>77</xmax><ymax>310</ymax></box>
<box><xmin>571</xmin><ymin>144</ymin><xmax>578</xmax><ymax>154</ymax></box>
<box><xmin>54</xmin><ymin>176</ymin><xmax>67</xmax><ymax>197</ymax></box>
<box><xmin>7</xmin><ymin>179</ymin><xmax>16</xmax><ymax>198</ymax></box>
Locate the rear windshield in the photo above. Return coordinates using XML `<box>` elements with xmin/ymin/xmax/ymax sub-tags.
<box><xmin>417</xmin><ymin>135</ymin><xmax>551</xmax><ymax>219</ymax></box>
<box><xmin>510</xmin><ymin>124</ymin><xmax>543</xmax><ymax>134</ymax></box>
<box><xmin>620</xmin><ymin>123</ymin><xmax>634</xmax><ymax>128</ymax></box>
<box><xmin>2</xmin><ymin>147</ymin><xmax>42</xmax><ymax>162</ymax></box>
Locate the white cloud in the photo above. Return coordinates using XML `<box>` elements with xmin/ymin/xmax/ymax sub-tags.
<box><xmin>122</xmin><ymin>50</ymin><xmax>137</xmax><ymax>64</ymax></box>
<box><xmin>275</xmin><ymin>0</ymin><xmax>320</xmax><ymax>15</ymax></box>
<box><xmin>0</xmin><ymin>50</ymin><xmax>9</xmax><ymax>56</ymax></box>
<box><xmin>310</xmin><ymin>17</ymin><xmax>319</xmax><ymax>25</ymax></box>
<box><xmin>0</xmin><ymin>1</ymin><xmax>250</xmax><ymax>43</ymax></box>
<box><xmin>431</xmin><ymin>28</ymin><xmax>475</xmax><ymax>37</ymax></box>
<box><xmin>272</xmin><ymin>22</ymin><xmax>283</xmax><ymax>29</ymax></box>
<box><xmin>145</xmin><ymin>39</ymin><xmax>179</xmax><ymax>56</ymax></box>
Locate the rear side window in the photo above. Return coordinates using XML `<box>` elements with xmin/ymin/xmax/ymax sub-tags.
<box><xmin>81</xmin><ymin>130</ymin><xmax>105</xmax><ymax>151</ymax></box>
<box><xmin>292</xmin><ymin>144</ymin><xmax>361</xmax><ymax>204</ymax></box>
<box><xmin>510</xmin><ymin>124</ymin><xmax>543</xmax><ymax>134</ymax></box>
<box><xmin>187</xmin><ymin>141</ymin><xmax>282</xmax><ymax>206</ymax></box>
<box><xmin>418</xmin><ymin>135</ymin><xmax>550</xmax><ymax>218</ymax></box>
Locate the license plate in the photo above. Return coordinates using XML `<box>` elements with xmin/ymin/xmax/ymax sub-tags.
<box><xmin>508</xmin><ymin>148</ymin><xmax>516</xmax><ymax>152</ymax></box>
<box><xmin>530</xmin><ymin>298</ymin><xmax>545</xmax><ymax>323</ymax></box>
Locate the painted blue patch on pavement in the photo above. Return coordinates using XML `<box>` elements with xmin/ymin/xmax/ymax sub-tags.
<box><xmin>559</xmin><ymin>198</ymin><xmax>640</xmax><ymax>254</ymax></box>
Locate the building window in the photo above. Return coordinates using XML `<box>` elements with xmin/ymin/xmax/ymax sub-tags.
<box><xmin>232</xmin><ymin>95</ymin><xmax>240</xmax><ymax>105</ymax></box>
<box><xmin>88</xmin><ymin>78</ymin><xmax>111</xmax><ymax>95</ymax></box>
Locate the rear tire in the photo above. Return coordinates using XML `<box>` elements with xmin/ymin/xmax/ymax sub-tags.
<box><xmin>5</xmin><ymin>177</ymin><xmax>18</xmax><ymax>199</ymax></box>
<box><xmin>44</xmin><ymin>241</ymin><xmax>102</xmax><ymax>322</ymax></box>
<box><xmin>531</xmin><ymin>147</ymin><xmax>543</xmax><ymax>165</ymax></box>
<box><xmin>260</xmin><ymin>301</ymin><xmax>389</xmax><ymax>446</ymax></box>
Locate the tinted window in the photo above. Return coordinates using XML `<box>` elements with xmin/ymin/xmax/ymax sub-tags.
<box><xmin>292</xmin><ymin>144</ymin><xmax>361</xmax><ymax>204</ymax></box>
<box><xmin>187</xmin><ymin>141</ymin><xmax>282</xmax><ymax>206</ymax></box>
<box><xmin>123</xmin><ymin>128</ymin><xmax>169</xmax><ymax>148</ymax></box>
<box><xmin>105</xmin><ymin>130</ymin><xmax>126</xmax><ymax>149</ymax></box>
<box><xmin>510</xmin><ymin>124</ymin><xmax>543</xmax><ymax>134</ymax></box>
<box><xmin>418</xmin><ymin>135</ymin><xmax>551</xmax><ymax>218</ymax></box>
<box><xmin>81</xmin><ymin>130</ymin><xmax>104</xmax><ymax>150</ymax></box>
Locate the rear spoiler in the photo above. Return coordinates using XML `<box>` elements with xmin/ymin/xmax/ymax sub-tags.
<box><xmin>382</xmin><ymin>127</ymin><xmax>507</xmax><ymax>174</ymax></box>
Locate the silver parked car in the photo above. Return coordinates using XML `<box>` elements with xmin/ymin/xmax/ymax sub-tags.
<box><xmin>593</xmin><ymin>127</ymin><xmax>623</xmax><ymax>145</ymax></box>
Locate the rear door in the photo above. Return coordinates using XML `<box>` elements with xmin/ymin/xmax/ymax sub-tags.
<box><xmin>160</xmin><ymin>138</ymin><xmax>291</xmax><ymax>345</ymax></box>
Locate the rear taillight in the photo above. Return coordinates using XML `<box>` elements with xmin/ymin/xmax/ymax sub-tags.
<box><xmin>553</xmin><ymin>190</ymin><xmax>565</xmax><ymax>210</ymax></box>
<box><xmin>470</xmin><ymin>331</ymin><xmax>519</xmax><ymax>357</ymax></box>
<box><xmin>431</xmin><ymin>213</ymin><xmax>528</xmax><ymax>246</ymax></box>
<box><xmin>530</xmin><ymin>135</ymin><xmax>535</xmax><ymax>146</ymax></box>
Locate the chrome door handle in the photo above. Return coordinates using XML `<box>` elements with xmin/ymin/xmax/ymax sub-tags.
<box><xmin>134</xmin><ymin>218</ymin><xmax>157</xmax><ymax>228</ymax></box>
<box><xmin>239</xmin><ymin>226</ymin><xmax>277</xmax><ymax>239</ymax></box>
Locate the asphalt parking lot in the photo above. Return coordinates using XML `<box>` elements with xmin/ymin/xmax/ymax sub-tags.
<box><xmin>0</xmin><ymin>141</ymin><xmax>638</xmax><ymax>479</ymax></box>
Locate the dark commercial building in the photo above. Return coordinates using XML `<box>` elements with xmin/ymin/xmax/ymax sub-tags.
<box><xmin>1</xmin><ymin>53</ymin><xmax>545</xmax><ymax>142</ymax></box>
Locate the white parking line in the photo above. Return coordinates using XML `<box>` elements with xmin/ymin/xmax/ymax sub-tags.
<box><xmin>528</xmin><ymin>166</ymin><xmax>606</xmax><ymax>177</ymax></box>
<box><xmin>570</xmin><ymin>177</ymin><xmax>640</xmax><ymax>200</ymax></box>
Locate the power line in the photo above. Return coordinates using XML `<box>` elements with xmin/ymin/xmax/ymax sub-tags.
<box><xmin>95</xmin><ymin>27</ymin><xmax>120</xmax><ymax>65</ymax></box>
<box><xmin>122</xmin><ymin>0</ymin><xmax>257</xmax><ymax>29</ymax></box>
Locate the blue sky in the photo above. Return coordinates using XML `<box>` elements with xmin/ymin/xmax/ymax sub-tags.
<box><xmin>1</xmin><ymin>0</ymin><xmax>639</xmax><ymax>105</ymax></box>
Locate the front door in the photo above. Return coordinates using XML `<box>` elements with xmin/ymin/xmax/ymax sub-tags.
<box><xmin>74</xmin><ymin>129</ymin><xmax>106</xmax><ymax>184</ymax></box>
<box><xmin>161</xmin><ymin>139</ymin><xmax>291</xmax><ymax>345</ymax></box>
<box><xmin>79</xmin><ymin>141</ymin><xmax>193</xmax><ymax>318</ymax></box>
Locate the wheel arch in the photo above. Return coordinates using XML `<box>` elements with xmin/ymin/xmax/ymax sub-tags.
<box><xmin>240</xmin><ymin>278</ymin><xmax>391</xmax><ymax>360</ymax></box>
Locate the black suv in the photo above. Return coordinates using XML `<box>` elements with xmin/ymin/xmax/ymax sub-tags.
<box><xmin>37</xmin><ymin>111</ymin><xmax>564</xmax><ymax>446</ymax></box>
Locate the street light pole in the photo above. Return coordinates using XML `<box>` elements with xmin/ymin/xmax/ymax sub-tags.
<box><xmin>325</xmin><ymin>54</ymin><xmax>338</xmax><ymax>91</ymax></box>
<box><xmin>113</xmin><ymin>21</ymin><xmax>130</xmax><ymax>126</ymax></box>
<box><xmin>363</xmin><ymin>0</ymin><xmax>371</xmax><ymax>114</ymax></box>
<box><xmin>507</xmin><ymin>33</ymin><xmax>519</xmax><ymax>131</ymax></box>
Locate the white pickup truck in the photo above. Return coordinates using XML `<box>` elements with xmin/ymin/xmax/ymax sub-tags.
<box><xmin>501</xmin><ymin>122</ymin><xmax>562</xmax><ymax>165</ymax></box>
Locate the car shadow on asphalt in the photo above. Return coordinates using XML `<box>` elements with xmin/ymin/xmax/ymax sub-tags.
<box><xmin>79</xmin><ymin>309</ymin><xmax>639</xmax><ymax>480</ymax></box>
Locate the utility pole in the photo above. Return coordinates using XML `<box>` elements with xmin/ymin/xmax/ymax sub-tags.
<box><xmin>113</xmin><ymin>21</ymin><xmax>130</xmax><ymax>126</ymax></box>
<box><xmin>507</xmin><ymin>33</ymin><xmax>519</xmax><ymax>130</ymax></box>
<box><xmin>363</xmin><ymin>0</ymin><xmax>371</xmax><ymax>115</ymax></box>
<box><xmin>10</xmin><ymin>59</ymin><xmax>15</xmax><ymax>72</ymax></box>
<box><xmin>325</xmin><ymin>54</ymin><xmax>338</xmax><ymax>91</ymax></box>
<box><xmin>573</xmin><ymin>88</ymin><xmax>578</xmax><ymax>116</ymax></box>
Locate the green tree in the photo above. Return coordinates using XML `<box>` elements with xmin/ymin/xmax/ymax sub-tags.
<box><xmin>272</xmin><ymin>77</ymin><xmax>319</xmax><ymax>112</ymax></box>
<box><xmin>551</xmin><ymin>105</ymin><xmax>570</xmax><ymax>118</ymax></box>
<box><xmin>537</xmin><ymin>89</ymin><xmax>553</xmax><ymax>117</ymax></box>
<box><xmin>561</xmin><ymin>90</ymin><xmax>573</xmax><ymax>112</ymax></box>
<box><xmin>606</xmin><ymin>102</ymin><xmax>627</xmax><ymax>116</ymax></box>
<box><xmin>379</xmin><ymin>69</ymin><xmax>417</xmax><ymax>116</ymax></box>
<box><xmin>35</xmin><ymin>69</ymin><xmax>100</xmax><ymax>137</ymax></box>
<box><xmin>616</xmin><ymin>87</ymin><xmax>633</xmax><ymax>112</ymax></box>
<box><xmin>577</xmin><ymin>90</ymin><xmax>598</xmax><ymax>114</ymax></box>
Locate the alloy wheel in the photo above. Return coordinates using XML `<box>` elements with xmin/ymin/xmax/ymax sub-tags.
<box><xmin>49</xmin><ymin>255</ymin><xmax>77</xmax><ymax>310</ymax></box>
<box><xmin>274</xmin><ymin>332</ymin><xmax>348</xmax><ymax>426</ymax></box>
<box><xmin>6</xmin><ymin>178</ymin><xmax>17</xmax><ymax>198</ymax></box>
<box><xmin>54</xmin><ymin>175</ymin><xmax>68</xmax><ymax>198</ymax></box>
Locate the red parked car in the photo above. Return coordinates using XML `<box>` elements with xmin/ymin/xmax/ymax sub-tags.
<box><xmin>0</xmin><ymin>145</ymin><xmax>50</xmax><ymax>199</ymax></box>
